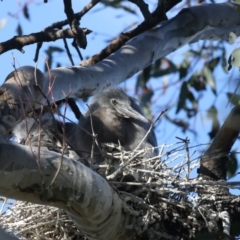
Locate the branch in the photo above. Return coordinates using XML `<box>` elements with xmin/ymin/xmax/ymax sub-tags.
<box><xmin>0</xmin><ymin>141</ymin><xmax>134</xmax><ymax>240</ymax></box>
<box><xmin>199</xmin><ymin>105</ymin><xmax>240</xmax><ymax>181</ymax></box>
<box><xmin>33</xmin><ymin>0</ymin><xmax>99</xmax><ymax>62</ymax></box>
<box><xmin>0</xmin><ymin>0</ymin><xmax>99</xmax><ymax>55</ymax></box>
<box><xmin>0</xmin><ymin>136</ymin><xmax>240</xmax><ymax>239</ymax></box>
<box><xmin>46</xmin><ymin>0</ymin><xmax>100</xmax><ymax>29</ymax></box>
<box><xmin>0</xmin><ymin>28</ymin><xmax>91</xmax><ymax>55</ymax></box>
<box><xmin>128</xmin><ymin>0</ymin><xmax>151</xmax><ymax>20</ymax></box>
<box><xmin>0</xmin><ymin>113</ymin><xmax>239</xmax><ymax>238</ymax></box>
<box><xmin>63</xmin><ymin>0</ymin><xmax>87</xmax><ymax>49</ymax></box>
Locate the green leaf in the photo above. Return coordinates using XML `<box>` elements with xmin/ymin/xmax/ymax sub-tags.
<box><xmin>152</xmin><ymin>58</ymin><xmax>178</xmax><ymax>78</ymax></box>
<box><xmin>183</xmin><ymin>50</ymin><xmax>200</xmax><ymax>57</ymax></box>
<box><xmin>0</xmin><ymin>18</ymin><xmax>7</xmax><ymax>30</ymax></box>
<box><xmin>188</xmin><ymin>75</ymin><xmax>206</xmax><ymax>91</ymax></box>
<box><xmin>176</xmin><ymin>82</ymin><xmax>188</xmax><ymax>114</ymax></box>
<box><xmin>227</xmin><ymin>152</ymin><xmax>238</xmax><ymax>178</ymax></box>
<box><xmin>141</xmin><ymin>105</ymin><xmax>153</xmax><ymax>121</ymax></box>
<box><xmin>136</xmin><ymin>66</ymin><xmax>150</xmax><ymax>93</ymax></box>
<box><xmin>179</xmin><ymin>66</ymin><xmax>188</xmax><ymax>79</ymax></box>
<box><xmin>207</xmin><ymin>106</ymin><xmax>219</xmax><ymax>139</ymax></box>
<box><xmin>139</xmin><ymin>88</ymin><xmax>154</xmax><ymax>121</ymax></box>
<box><xmin>140</xmin><ymin>88</ymin><xmax>153</xmax><ymax>105</ymax></box>
<box><xmin>229</xmin><ymin>48</ymin><xmax>240</xmax><ymax>69</ymax></box>
<box><xmin>136</xmin><ymin>74</ymin><xmax>144</xmax><ymax>93</ymax></box>
<box><xmin>186</xmin><ymin>90</ymin><xmax>195</xmax><ymax>103</ymax></box>
<box><xmin>44</xmin><ymin>46</ymin><xmax>64</xmax><ymax>70</ymax></box>
<box><xmin>142</xmin><ymin>65</ymin><xmax>151</xmax><ymax>83</ymax></box>
<box><xmin>179</xmin><ymin>60</ymin><xmax>189</xmax><ymax>79</ymax></box>
<box><xmin>23</xmin><ymin>3</ymin><xmax>30</xmax><ymax>20</ymax></box>
<box><xmin>221</xmin><ymin>48</ymin><xmax>228</xmax><ymax>73</ymax></box>
<box><xmin>16</xmin><ymin>23</ymin><xmax>22</xmax><ymax>36</ymax></box>
<box><xmin>45</xmin><ymin>46</ymin><xmax>64</xmax><ymax>55</ymax></box>
<box><xmin>207</xmin><ymin>57</ymin><xmax>220</xmax><ymax>71</ymax></box>
<box><xmin>101</xmin><ymin>0</ymin><xmax>136</xmax><ymax>14</ymax></box>
<box><xmin>203</xmin><ymin>66</ymin><xmax>216</xmax><ymax>95</ymax></box>
<box><xmin>226</xmin><ymin>92</ymin><xmax>240</xmax><ymax>106</ymax></box>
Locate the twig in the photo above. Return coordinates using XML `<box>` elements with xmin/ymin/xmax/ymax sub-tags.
<box><xmin>63</xmin><ymin>0</ymin><xmax>87</xmax><ymax>49</ymax></box>
<box><xmin>86</xmin><ymin>104</ymin><xmax>104</xmax><ymax>163</ymax></box>
<box><xmin>128</xmin><ymin>0</ymin><xmax>151</xmax><ymax>20</ymax></box>
<box><xmin>63</xmin><ymin>36</ymin><xmax>74</xmax><ymax>66</ymax></box>
<box><xmin>33</xmin><ymin>42</ymin><xmax>42</xmax><ymax>63</ymax></box>
<box><xmin>49</xmin><ymin>93</ymin><xmax>70</xmax><ymax>187</ymax></box>
<box><xmin>1</xmin><ymin>0</ymin><xmax>98</xmax><ymax>55</ymax></box>
<box><xmin>72</xmin><ymin>39</ymin><xmax>83</xmax><ymax>61</ymax></box>
<box><xmin>1</xmin><ymin>28</ymin><xmax>92</xmax><ymax>55</ymax></box>
<box><xmin>133</xmin><ymin>109</ymin><xmax>167</xmax><ymax>153</ymax></box>
<box><xmin>176</xmin><ymin>137</ymin><xmax>191</xmax><ymax>181</ymax></box>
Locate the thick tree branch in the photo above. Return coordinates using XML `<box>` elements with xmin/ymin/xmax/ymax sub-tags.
<box><xmin>0</xmin><ymin>132</ymin><xmax>240</xmax><ymax>239</ymax></box>
<box><xmin>199</xmin><ymin>104</ymin><xmax>240</xmax><ymax>182</ymax></box>
<box><xmin>0</xmin><ymin>141</ymin><xmax>134</xmax><ymax>240</ymax></box>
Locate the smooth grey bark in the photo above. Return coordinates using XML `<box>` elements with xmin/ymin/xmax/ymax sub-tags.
<box><xmin>0</xmin><ymin>141</ymin><xmax>134</xmax><ymax>240</ymax></box>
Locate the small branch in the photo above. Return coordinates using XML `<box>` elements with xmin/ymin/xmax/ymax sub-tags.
<box><xmin>0</xmin><ymin>28</ymin><xmax>91</xmax><ymax>55</ymax></box>
<box><xmin>86</xmin><ymin>104</ymin><xmax>104</xmax><ymax>162</ymax></box>
<box><xmin>49</xmin><ymin>104</ymin><xmax>68</xmax><ymax>187</ymax></box>
<box><xmin>133</xmin><ymin>109</ymin><xmax>167</xmax><ymax>153</ymax></box>
<box><xmin>45</xmin><ymin>0</ymin><xmax>100</xmax><ymax>31</ymax></box>
<box><xmin>33</xmin><ymin>0</ymin><xmax>97</xmax><ymax>61</ymax></box>
<box><xmin>33</xmin><ymin>42</ymin><xmax>43</xmax><ymax>63</ymax></box>
<box><xmin>0</xmin><ymin>0</ymin><xmax>97</xmax><ymax>55</ymax></box>
<box><xmin>72</xmin><ymin>39</ymin><xmax>83</xmax><ymax>61</ymax></box>
<box><xmin>63</xmin><ymin>0</ymin><xmax>87</xmax><ymax>49</ymax></box>
<box><xmin>63</xmin><ymin>36</ymin><xmax>74</xmax><ymax>66</ymax></box>
<box><xmin>128</xmin><ymin>0</ymin><xmax>151</xmax><ymax>20</ymax></box>
<box><xmin>176</xmin><ymin>136</ymin><xmax>191</xmax><ymax>181</ymax></box>
<box><xmin>63</xmin><ymin>0</ymin><xmax>75</xmax><ymax>24</ymax></box>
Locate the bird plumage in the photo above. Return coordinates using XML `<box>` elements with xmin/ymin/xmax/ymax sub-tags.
<box><xmin>65</xmin><ymin>88</ymin><xmax>158</xmax><ymax>163</ymax></box>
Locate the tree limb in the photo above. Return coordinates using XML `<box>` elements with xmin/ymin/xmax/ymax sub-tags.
<box><xmin>0</xmin><ymin>28</ymin><xmax>91</xmax><ymax>55</ymax></box>
<box><xmin>0</xmin><ymin>141</ymin><xmax>134</xmax><ymax>240</ymax></box>
<box><xmin>199</xmin><ymin>104</ymin><xmax>240</xmax><ymax>182</ymax></box>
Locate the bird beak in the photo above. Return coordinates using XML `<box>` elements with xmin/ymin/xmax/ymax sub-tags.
<box><xmin>115</xmin><ymin>104</ymin><xmax>149</xmax><ymax>123</ymax></box>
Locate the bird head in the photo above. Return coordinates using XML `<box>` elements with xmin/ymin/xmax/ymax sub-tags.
<box><xmin>91</xmin><ymin>88</ymin><xmax>148</xmax><ymax>123</ymax></box>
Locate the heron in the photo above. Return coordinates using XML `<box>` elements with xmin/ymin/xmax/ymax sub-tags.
<box><xmin>64</xmin><ymin>88</ymin><xmax>158</xmax><ymax>164</ymax></box>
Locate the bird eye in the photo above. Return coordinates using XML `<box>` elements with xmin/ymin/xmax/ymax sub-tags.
<box><xmin>111</xmin><ymin>99</ymin><xmax>117</xmax><ymax>105</ymax></box>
